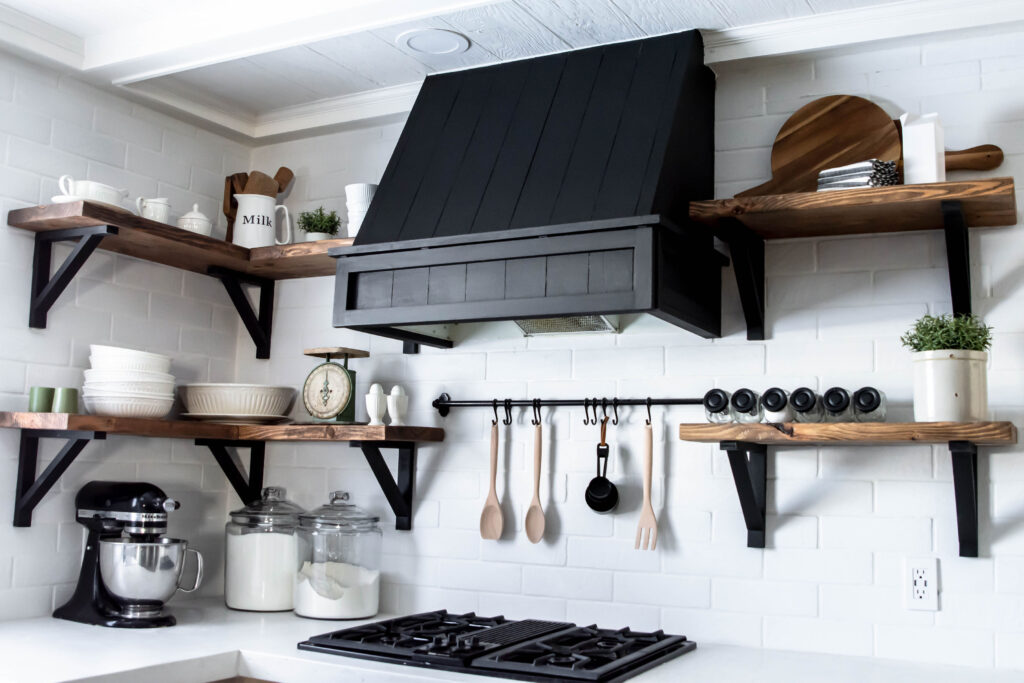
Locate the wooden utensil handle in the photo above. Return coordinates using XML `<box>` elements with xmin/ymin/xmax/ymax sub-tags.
<box><xmin>945</xmin><ymin>144</ymin><xmax>1004</xmax><ymax>171</ymax></box>
<box><xmin>489</xmin><ymin>422</ymin><xmax>499</xmax><ymax>495</ymax></box>
<box><xmin>643</xmin><ymin>424</ymin><xmax>653</xmax><ymax>504</ymax></box>
<box><xmin>533</xmin><ymin>423</ymin><xmax>542</xmax><ymax>495</ymax></box>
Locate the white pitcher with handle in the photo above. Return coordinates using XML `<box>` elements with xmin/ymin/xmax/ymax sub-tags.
<box><xmin>232</xmin><ymin>194</ymin><xmax>291</xmax><ymax>248</ymax></box>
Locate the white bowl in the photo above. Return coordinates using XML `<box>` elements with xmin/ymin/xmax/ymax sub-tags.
<box><xmin>84</xmin><ymin>369</ymin><xmax>175</xmax><ymax>383</ymax></box>
<box><xmin>181</xmin><ymin>384</ymin><xmax>296</xmax><ymax>416</ymax></box>
<box><xmin>89</xmin><ymin>351</ymin><xmax>172</xmax><ymax>374</ymax></box>
<box><xmin>84</xmin><ymin>395</ymin><xmax>174</xmax><ymax>418</ymax></box>
<box><xmin>84</xmin><ymin>380</ymin><xmax>175</xmax><ymax>395</ymax></box>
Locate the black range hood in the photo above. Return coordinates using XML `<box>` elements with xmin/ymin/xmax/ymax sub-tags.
<box><xmin>331</xmin><ymin>30</ymin><xmax>721</xmax><ymax>350</ymax></box>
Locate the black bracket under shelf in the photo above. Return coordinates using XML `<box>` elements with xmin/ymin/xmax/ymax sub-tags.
<box><xmin>721</xmin><ymin>441</ymin><xmax>767</xmax><ymax>548</ymax></box>
<box><xmin>195</xmin><ymin>439</ymin><xmax>266</xmax><ymax>505</ymax></box>
<box><xmin>208</xmin><ymin>267</ymin><xmax>275</xmax><ymax>360</ymax></box>
<box><xmin>950</xmin><ymin>440</ymin><xmax>978</xmax><ymax>558</ymax></box>
<box><xmin>942</xmin><ymin>200</ymin><xmax>972</xmax><ymax>316</ymax></box>
<box><xmin>29</xmin><ymin>225</ymin><xmax>118</xmax><ymax>328</ymax></box>
<box><xmin>351</xmin><ymin>441</ymin><xmax>417</xmax><ymax>530</ymax></box>
<box><xmin>14</xmin><ymin>429</ymin><xmax>105</xmax><ymax>526</ymax></box>
<box><xmin>716</xmin><ymin>219</ymin><xmax>765</xmax><ymax>341</ymax></box>
<box><xmin>351</xmin><ymin>325</ymin><xmax>453</xmax><ymax>354</ymax></box>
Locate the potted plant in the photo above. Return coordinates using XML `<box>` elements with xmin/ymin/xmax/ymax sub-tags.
<box><xmin>297</xmin><ymin>206</ymin><xmax>340</xmax><ymax>242</ymax></box>
<box><xmin>901</xmin><ymin>314</ymin><xmax>992</xmax><ymax>422</ymax></box>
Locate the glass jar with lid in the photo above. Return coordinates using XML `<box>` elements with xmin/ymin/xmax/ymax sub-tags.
<box><xmin>294</xmin><ymin>491</ymin><xmax>382</xmax><ymax>620</ymax></box>
<box><xmin>225</xmin><ymin>486</ymin><xmax>304</xmax><ymax>611</ymax></box>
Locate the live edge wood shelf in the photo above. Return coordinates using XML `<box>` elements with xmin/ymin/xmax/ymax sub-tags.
<box><xmin>688</xmin><ymin>177</ymin><xmax>1017</xmax><ymax>340</ymax></box>
<box><xmin>678</xmin><ymin>421</ymin><xmax>1018</xmax><ymax>558</ymax></box>
<box><xmin>1</xmin><ymin>411</ymin><xmax>443</xmax><ymax>531</ymax></box>
<box><xmin>7</xmin><ymin>201</ymin><xmax>355</xmax><ymax>359</ymax></box>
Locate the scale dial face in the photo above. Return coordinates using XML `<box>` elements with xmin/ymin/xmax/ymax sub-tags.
<box><xmin>302</xmin><ymin>362</ymin><xmax>353</xmax><ymax>420</ymax></box>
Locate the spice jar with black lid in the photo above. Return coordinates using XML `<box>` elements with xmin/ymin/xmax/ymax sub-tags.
<box><xmin>853</xmin><ymin>387</ymin><xmax>886</xmax><ymax>422</ymax></box>
<box><xmin>703</xmin><ymin>389</ymin><xmax>732</xmax><ymax>424</ymax></box>
<box><xmin>731</xmin><ymin>388</ymin><xmax>763</xmax><ymax>423</ymax></box>
<box><xmin>823</xmin><ymin>387</ymin><xmax>854</xmax><ymax>422</ymax></box>
<box><xmin>761</xmin><ymin>388</ymin><xmax>793</xmax><ymax>423</ymax></box>
<box><xmin>790</xmin><ymin>387</ymin><xmax>824</xmax><ymax>422</ymax></box>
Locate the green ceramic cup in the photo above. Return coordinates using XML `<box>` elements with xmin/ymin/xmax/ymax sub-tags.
<box><xmin>28</xmin><ymin>387</ymin><xmax>55</xmax><ymax>412</ymax></box>
<box><xmin>51</xmin><ymin>387</ymin><xmax>79</xmax><ymax>414</ymax></box>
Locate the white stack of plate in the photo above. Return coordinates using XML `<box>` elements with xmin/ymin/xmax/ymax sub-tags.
<box><xmin>83</xmin><ymin>345</ymin><xmax>175</xmax><ymax>418</ymax></box>
<box><xmin>180</xmin><ymin>384</ymin><xmax>296</xmax><ymax>424</ymax></box>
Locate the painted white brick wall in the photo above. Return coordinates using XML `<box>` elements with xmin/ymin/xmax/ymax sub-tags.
<box><xmin>243</xmin><ymin>27</ymin><xmax>1024</xmax><ymax>670</ymax></box>
<box><xmin>0</xmin><ymin>53</ymin><xmax>248</xmax><ymax>618</ymax></box>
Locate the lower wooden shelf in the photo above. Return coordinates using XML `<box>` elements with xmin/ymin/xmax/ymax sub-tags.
<box><xmin>2</xmin><ymin>412</ymin><xmax>442</xmax><ymax>530</ymax></box>
<box><xmin>679</xmin><ymin>421</ymin><xmax>1017</xmax><ymax>558</ymax></box>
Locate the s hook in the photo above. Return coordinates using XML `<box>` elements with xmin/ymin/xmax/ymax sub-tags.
<box><xmin>611</xmin><ymin>398</ymin><xmax>619</xmax><ymax>426</ymax></box>
<box><xmin>492</xmin><ymin>399</ymin><xmax>499</xmax><ymax>426</ymax></box>
<box><xmin>645</xmin><ymin>397</ymin><xmax>652</xmax><ymax>426</ymax></box>
<box><xmin>503</xmin><ymin>398</ymin><xmax>512</xmax><ymax>426</ymax></box>
<box><xmin>531</xmin><ymin>398</ymin><xmax>542</xmax><ymax>426</ymax></box>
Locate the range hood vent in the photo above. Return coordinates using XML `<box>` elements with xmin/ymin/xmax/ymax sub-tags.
<box><xmin>331</xmin><ymin>30</ymin><xmax>722</xmax><ymax>349</ymax></box>
<box><xmin>514</xmin><ymin>315</ymin><xmax>618</xmax><ymax>336</ymax></box>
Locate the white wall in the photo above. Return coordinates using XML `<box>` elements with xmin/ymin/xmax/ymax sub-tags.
<box><xmin>245</xmin><ymin>28</ymin><xmax>1024</xmax><ymax>670</ymax></box>
<box><xmin>0</xmin><ymin>52</ymin><xmax>249</xmax><ymax>618</ymax></box>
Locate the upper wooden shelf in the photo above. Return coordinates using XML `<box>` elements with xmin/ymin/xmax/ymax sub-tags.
<box><xmin>0</xmin><ymin>412</ymin><xmax>443</xmax><ymax>442</ymax></box>
<box><xmin>688</xmin><ymin>177</ymin><xmax>1017</xmax><ymax>239</ymax></box>
<box><xmin>678</xmin><ymin>421</ymin><xmax>1017</xmax><ymax>445</ymax></box>
<box><xmin>7</xmin><ymin>201</ymin><xmax>353</xmax><ymax>280</ymax></box>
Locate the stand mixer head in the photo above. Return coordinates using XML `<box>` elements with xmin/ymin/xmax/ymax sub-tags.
<box><xmin>54</xmin><ymin>481</ymin><xmax>202</xmax><ymax>628</ymax></box>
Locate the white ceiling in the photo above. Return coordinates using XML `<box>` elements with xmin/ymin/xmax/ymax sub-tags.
<box><xmin>1</xmin><ymin>0</ymin><xmax>1021</xmax><ymax>139</ymax></box>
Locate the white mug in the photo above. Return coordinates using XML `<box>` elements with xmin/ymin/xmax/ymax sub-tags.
<box><xmin>59</xmin><ymin>175</ymin><xmax>127</xmax><ymax>206</ymax></box>
<box><xmin>232</xmin><ymin>194</ymin><xmax>292</xmax><ymax>248</ymax></box>
<box><xmin>136</xmin><ymin>197</ymin><xmax>171</xmax><ymax>223</ymax></box>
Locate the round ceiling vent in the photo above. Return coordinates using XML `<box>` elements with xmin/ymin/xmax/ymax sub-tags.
<box><xmin>396</xmin><ymin>28</ymin><xmax>471</xmax><ymax>55</ymax></box>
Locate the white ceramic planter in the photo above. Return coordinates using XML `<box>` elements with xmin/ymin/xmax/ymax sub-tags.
<box><xmin>912</xmin><ymin>349</ymin><xmax>988</xmax><ymax>421</ymax></box>
<box><xmin>304</xmin><ymin>232</ymin><xmax>331</xmax><ymax>242</ymax></box>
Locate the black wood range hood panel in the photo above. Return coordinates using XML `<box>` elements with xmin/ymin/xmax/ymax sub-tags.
<box><xmin>331</xmin><ymin>30</ymin><xmax>720</xmax><ymax>348</ymax></box>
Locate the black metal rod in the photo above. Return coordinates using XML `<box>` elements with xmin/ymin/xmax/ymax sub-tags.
<box><xmin>433</xmin><ymin>393</ymin><xmax>702</xmax><ymax>416</ymax></box>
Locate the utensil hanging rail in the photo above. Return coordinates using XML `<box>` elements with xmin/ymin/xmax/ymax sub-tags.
<box><xmin>432</xmin><ymin>393</ymin><xmax>702</xmax><ymax>418</ymax></box>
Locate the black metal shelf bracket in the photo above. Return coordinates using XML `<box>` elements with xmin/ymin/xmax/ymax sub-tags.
<box><xmin>721</xmin><ymin>440</ymin><xmax>768</xmax><ymax>548</ymax></box>
<box><xmin>14</xmin><ymin>429</ymin><xmax>104</xmax><ymax>526</ymax></box>
<box><xmin>950</xmin><ymin>440</ymin><xmax>979</xmax><ymax>558</ymax></box>
<box><xmin>716</xmin><ymin>218</ymin><xmax>765</xmax><ymax>340</ymax></box>
<box><xmin>350</xmin><ymin>325</ymin><xmax>452</xmax><ymax>354</ymax></box>
<box><xmin>942</xmin><ymin>200</ymin><xmax>972</xmax><ymax>316</ymax></box>
<box><xmin>352</xmin><ymin>441</ymin><xmax>417</xmax><ymax>530</ymax></box>
<box><xmin>208</xmin><ymin>267</ymin><xmax>275</xmax><ymax>359</ymax></box>
<box><xmin>29</xmin><ymin>225</ymin><xmax>118</xmax><ymax>328</ymax></box>
<box><xmin>195</xmin><ymin>439</ymin><xmax>266</xmax><ymax>504</ymax></box>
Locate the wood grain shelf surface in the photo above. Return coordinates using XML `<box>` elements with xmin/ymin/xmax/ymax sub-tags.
<box><xmin>7</xmin><ymin>202</ymin><xmax>353</xmax><ymax>280</ymax></box>
<box><xmin>0</xmin><ymin>412</ymin><xmax>443</xmax><ymax>442</ymax></box>
<box><xmin>688</xmin><ymin>178</ymin><xmax>1017</xmax><ymax>239</ymax></box>
<box><xmin>678</xmin><ymin>421</ymin><xmax>1017</xmax><ymax>445</ymax></box>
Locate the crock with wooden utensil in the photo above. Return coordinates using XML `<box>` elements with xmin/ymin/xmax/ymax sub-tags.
<box><xmin>525</xmin><ymin>400</ymin><xmax>546</xmax><ymax>544</ymax></box>
<box><xmin>635</xmin><ymin>401</ymin><xmax>658</xmax><ymax>551</ymax></box>
<box><xmin>232</xmin><ymin>194</ymin><xmax>292</xmax><ymax>248</ymax></box>
<box><xmin>480</xmin><ymin>401</ymin><xmax>504</xmax><ymax>541</ymax></box>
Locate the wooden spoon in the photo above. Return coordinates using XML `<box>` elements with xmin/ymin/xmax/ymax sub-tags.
<box><xmin>525</xmin><ymin>423</ymin><xmax>545</xmax><ymax>544</ymax></box>
<box><xmin>274</xmin><ymin>166</ymin><xmax>295</xmax><ymax>194</ymax></box>
<box><xmin>243</xmin><ymin>170</ymin><xmax>280</xmax><ymax>197</ymax></box>
<box><xmin>480</xmin><ymin>421</ymin><xmax>503</xmax><ymax>540</ymax></box>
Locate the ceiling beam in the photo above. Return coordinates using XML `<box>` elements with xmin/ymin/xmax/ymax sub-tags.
<box><xmin>0</xmin><ymin>4</ymin><xmax>82</xmax><ymax>69</ymax></box>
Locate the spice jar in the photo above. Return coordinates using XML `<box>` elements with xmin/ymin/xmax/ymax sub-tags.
<box><xmin>225</xmin><ymin>486</ymin><xmax>304</xmax><ymax>611</ymax></box>
<box><xmin>761</xmin><ymin>387</ymin><xmax>793</xmax><ymax>423</ymax></box>
<box><xmin>703</xmin><ymin>389</ymin><xmax>732</xmax><ymax>424</ymax></box>
<box><xmin>853</xmin><ymin>387</ymin><xmax>886</xmax><ymax>422</ymax></box>
<box><xmin>790</xmin><ymin>387</ymin><xmax>824</xmax><ymax>423</ymax></box>
<box><xmin>823</xmin><ymin>387</ymin><xmax>854</xmax><ymax>422</ymax></box>
<box><xmin>731</xmin><ymin>388</ymin><xmax>764</xmax><ymax>423</ymax></box>
<box><xmin>295</xmin><ymin>491</ymin><xmax>382</xmax><ymax>620</ymax></box>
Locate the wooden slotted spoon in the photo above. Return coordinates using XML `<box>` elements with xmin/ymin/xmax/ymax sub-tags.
<box><xmin>480</xmin><ymin>420</ymin><xmax>503</xmax><ymax>540</ymax></box>
<box><xmin>635</xmin><ymin>422</ymin><xmax>658</xmax><ymax>551</ymax></box>
<box><xmin>525</xmin><ymin>417</ymin><xmax>545</xmax><ymax>544</ymax></box>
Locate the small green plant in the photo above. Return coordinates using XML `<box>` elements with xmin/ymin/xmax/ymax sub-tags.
<box><xmin>298</xmin><ymin>206</ymin><xmax>340</xmax><ymax>235</ymax></box>
<box><xmin>900</xmin><ymin>314</ymin><xmax>992</xmax><ymax>352</ymax></box>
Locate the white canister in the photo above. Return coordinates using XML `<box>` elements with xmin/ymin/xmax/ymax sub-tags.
<box><xmin>233</xmin><ymin>194</ymin><xmax>292</xmax><ymax>248</ymax></box>
<box><xmin>912</xmin><ymin>350</ymin><xmax>987</xmax><ymax>422</ymax></box>
<box><xmin>366</xmin><ymin>384</ymin><xmax>387</xmax><ymax>426</ymax></box>
<box><xmin>900</xmin><ymin>112</ymin><xmax>945</xmax><ymax>184</ymax></box>
<box><xmin>136</xmin><ymin>197</ymin><xmax>171</xmax><ymax>223</ymax></box>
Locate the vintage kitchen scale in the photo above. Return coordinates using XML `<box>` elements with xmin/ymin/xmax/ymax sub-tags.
<box><xmin>301</xmin><ymin>347</ymin><xmax>368</xmax><ymax>423</ymax></box>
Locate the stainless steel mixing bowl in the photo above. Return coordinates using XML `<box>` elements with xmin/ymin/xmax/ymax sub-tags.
<box><xmin>99</xmin><ymin>538</ymin><xmax>203</xmax><ymax>604</ymax></box>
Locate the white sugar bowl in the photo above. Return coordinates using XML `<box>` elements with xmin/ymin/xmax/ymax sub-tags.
<box><xmin>387</xmin><ymin>385</ymin><xmax>408</xmax><ymax>426</ymax></box>
<box><xmin>366</xmin><ymin>384</ymin><xmax>387</xmax><ymax>426</ymax></box>
<box><xmin>177</xmin><ymin>203</ymin><xmax>213</xmax><ymax>236</ymax></box>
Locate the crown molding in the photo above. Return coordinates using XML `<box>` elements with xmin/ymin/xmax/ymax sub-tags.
<box><xmin>0</xmin><ymin>5</ymin><xmax>82</xmax><ymax>69</ymax></box>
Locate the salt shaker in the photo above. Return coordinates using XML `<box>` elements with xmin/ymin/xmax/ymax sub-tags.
<box><xmin>761</xmin><ymin>387</ymin><xmax>793</xmax><ymax>423</ymax></box>
<box><xmin>853</xmin><ymin>387</ymin><xmax>886</xmax><ymax>422</ymax></box>
<box><xmin>790</xmin><ymin>387</ymin><xmax>824</xmax><ymax>423</ymax></box>
<box><xmin>731</xmin><ymin>389</ymin><xmax>763</xmax><ymax>423</ymax></box>
<box><xmin>823</xmin><ymin>387</ymin><xmax>854</xmax><ymax>422</ymax></box>
<box><xmin>365</xmin><ymin>384</ymin><xmax>387</xmax><ymax>426</ymax></box>
<box><xmin>703</xmin><ymin>389</ymin><xmax>732</xmax><ymax>424</ymax></box>
<box><xmin>387</xmin><ymin>385</ymin><xmax>408</xmax><ymax>426</ymax></box>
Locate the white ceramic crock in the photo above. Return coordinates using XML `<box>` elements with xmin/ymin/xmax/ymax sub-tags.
<box><xmin>304</xmin><ymin>232</ymin><xmax>331</xmax><ymax>242</ymax></box>
<box><xmin>912</xmin><ymin>349</ymin><xmax>987</xmax><ymax>422</ymax></box>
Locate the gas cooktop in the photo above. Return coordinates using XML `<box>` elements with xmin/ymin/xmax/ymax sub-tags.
<box><xmin>298</xmin><ymin>610</ymin><xmax>696</xmax><ymax>682</ymax></box>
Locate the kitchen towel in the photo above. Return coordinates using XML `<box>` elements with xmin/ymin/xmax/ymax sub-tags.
<box><xmin>817</xmin><ymin>158</ymin><xmax>898</xmax><ymax>191</ymax></box>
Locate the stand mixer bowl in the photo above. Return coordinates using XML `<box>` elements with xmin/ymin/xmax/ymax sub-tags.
<box><xmin>99</xmin><ymin>538</ymin><xmax>203</xmax><ymax>609</ymax></box>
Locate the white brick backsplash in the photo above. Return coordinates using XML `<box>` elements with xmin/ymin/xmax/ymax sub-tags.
<box><xmin>666</xmin><ymin>344</ymin><xmax>764</xmax><ymax>376</ymax></box>
<box><xmin>481</xmin><ymin>535</ymin><xmax>568</xmax><ymax>566</ymax></box>
<box><xmin>7</xmin><ymin>136</ymin><xmax>87</xmax><ymax>179</ymax></box>
<box><xmin>712</xmin><ymin>578</ymin><xmax>817</xmax><ymax>616</ymax></box>
<box><xmin>487</xmin><ymin>350</ymin><xmax>571</xmax><ymax>381</ymax></box>
<box><xmin>662</xmin><ymin>607</ymin><xmax>763</xmax><ymax>647</ymax></box>
<box><xmin>523</xmin><ymin>567</ymin><xmax>612</xmax><ymax>601</ymax></box>
<box><xmin>765</xmin><ymin>549</ymin><xmax>873</xmax><ymax>584</ymax></box>
<box><xmin>820</xmin><ymin>516</ymin><xmax>932</xmax><ymax>552</ymax></box>
<box><xmin>820</xmin><ymin>446</ymin><xmax>932</xmax><ymax>480</ymax></box>
<box><xmin>437</xmin><ymin>560</ymin><xmax>522</xmax><ymax>593</ymax></box>
<box><xmin>613</xmin><ymin>572</ymin><xmax>709</xmax><ymax>608</ymax></box>
<box><xmin>662</xmin><ymin>541</ymin><xmax>763</xmax><ymax>579</ymax></box>
<box><xmin>764</xmin><ymin>616</ymin><xmax>873</xmax><ymax>656</ymax></box>
<box><xmin>569</xmin><ymin>600</ymin><xmax>660</xmax><ymax>631</ymax></box>
<box><xmin>51</xmin><ymin>119</ymin><xmax>125</xmax><ymax>167</ymax></box>
<box><xmin>480</xmin><ymin>593</ymin><xmax>567</xmax><ymax>621</ymax></box>
<box><xmin>768</xmin><ymin>272</ymin><xmax>872</xmax><ymax>311</ymax></box>
<box><xmin>573</xmin><ymin>347</ymin><xmax>663</xmax><ymax>379</ymax></box>
<box><xmin>0</xmin><ymin>100</ymin><xmax>52</xmax><ymax>144</ymax></box>
<box><xmin>771</xmin><ymin>479</ymin><xmax>873</xmax><ymax>516</ymax></box>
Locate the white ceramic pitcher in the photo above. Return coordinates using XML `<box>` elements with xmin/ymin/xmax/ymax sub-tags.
<box><xmin>232</xmin><ymin>194</ymin><xmax>291</xmax><ymax>248</ymax></box>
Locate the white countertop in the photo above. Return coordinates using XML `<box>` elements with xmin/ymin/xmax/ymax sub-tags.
<box><xmin>0</xmin><ymin>598</ymin><xmax>1018</xmax><ymax>683</ymax></box>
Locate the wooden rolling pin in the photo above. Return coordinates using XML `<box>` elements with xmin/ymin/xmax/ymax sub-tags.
<box><xmin>944</xmin><ymin>144</ymin><xmax>1004</xmax><ymax>171</ymax></box>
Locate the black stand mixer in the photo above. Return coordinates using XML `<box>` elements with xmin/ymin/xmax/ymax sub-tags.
<box><xmin>54</xmin><ymin>481</ymin><xmax>202</xmax><ymax>628</ymax></box>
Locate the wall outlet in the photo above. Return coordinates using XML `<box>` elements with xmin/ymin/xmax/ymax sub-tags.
<box><xmin>904</xmin><ymin>557</ymin><xmax>939</xmax><ymax>611</ymax></box>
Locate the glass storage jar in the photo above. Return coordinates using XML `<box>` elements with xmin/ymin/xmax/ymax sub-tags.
<box><xmin>295</xmin><ymin>491</ymin><xmax>382</xmax><ymax>620</ymax></box>
<box><xmin>703</xmin><ymin>389</ymin><xmax>732</xmax><ymax>424</ymax></box>
<box><xmin>761</xmin><ymin>387</ymin><xmax>793</xmax><ymax>423</ymax></box>
<box><xmin>853</xmin><ymin>387</ymin><xmax>886</xmax><ymax>422</ymax></box>
<box><xmin>731</xmin><ymin>388</ymin><xmax>764</xmax><ymax>423</ymax></box>
<box><xmin>225</xmin><ymin>486</ymin><xmax>304</xmax><ymax>611</ymax></box>
<box><xmin>790</xmin><ymin>387</ymin><xmax>824</xmax><ymax>423</ymax></box>
<box><xmin>823</xmin><ymin>387</ymin><xmax>854</xmax><ymax>422</ymax></box>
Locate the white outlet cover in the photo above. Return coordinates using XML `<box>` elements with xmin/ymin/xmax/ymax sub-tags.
<box><xmin>904</xmin><ymin>557</ymin><xmax>939</xmax><ymax>611</ymax></box>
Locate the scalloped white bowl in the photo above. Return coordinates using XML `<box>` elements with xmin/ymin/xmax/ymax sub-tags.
<box><xmin>180</xmin><ymin>384</ymin><xmax>296</xmax><ymax>416</ymax></box>
<box><xmin>84</xmin><ymin>394</ymin><xmax>174</xmax><ymax>418</ymax></box>
<box><xmin>89</xmin><ymin>345</ymin><xmax>171</xmax><ymax>374</ymax></box>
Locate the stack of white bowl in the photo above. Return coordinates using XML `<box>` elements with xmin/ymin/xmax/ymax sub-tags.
<box><xmin>345</xmin><ymin>183</ymin><xmax>377</xmax><ymax>237</ymax></box>
<box><xmin>83</xmin><ymin>345</ymin><xmax>175</xmax><ymax>418</ymax></box>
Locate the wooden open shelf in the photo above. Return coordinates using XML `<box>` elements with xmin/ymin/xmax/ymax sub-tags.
<box><xmin>678</xmin><ymin>421</ymin><xmax>1016</xmax><ymax>445</ymax></box>
<box><xmin>688</xmin><ymin>177</ymin><xmax>1017</xmax><ymax>239</ymax></box>
<box><xmin>0</xmin><ymin>412</ymin><xmax>443</xmax><ymax>442</ymax></box>
<box><xmin>7</xmin><ymin>201</ymin><xmax>353</xmax><ymax>280</ymax></box>
<box><xmin>679</xmin><ymin>420</ymin><xmax>1016</xmax><ymax>558</ymax></box>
